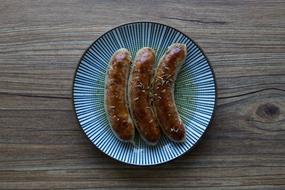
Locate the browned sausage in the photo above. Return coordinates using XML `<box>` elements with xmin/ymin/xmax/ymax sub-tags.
<box><xmin>129</xmin><ymin>47</ymin><xmax>161</xmax><ymax>145</ymax></box>
<box><xmin>104</xmin><ymin>48</ymin><xmax>135</xmax><ymax>143</ymax></box>
<box><xmin>153</xmin><ymin>43</ymin><xmax>187</xmax><ymax>142</ymax></box>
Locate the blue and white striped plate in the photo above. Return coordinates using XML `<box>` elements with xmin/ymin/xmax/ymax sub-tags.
<box><xmin>73</xmin><ymin>22</ymin><xmax>216</xmax><ymax>165</ymax></box>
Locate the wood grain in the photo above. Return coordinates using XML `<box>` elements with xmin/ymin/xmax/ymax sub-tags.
<box><xmin>0</xmin><ymin>0</ymin><xmax>284</xmax><ymax>189</ymax></box>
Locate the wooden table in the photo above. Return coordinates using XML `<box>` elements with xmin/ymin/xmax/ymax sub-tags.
<box><xmin>1</xmin><ymin>0</ymin><xmax>284</xmax><ymax>189</ymax></box>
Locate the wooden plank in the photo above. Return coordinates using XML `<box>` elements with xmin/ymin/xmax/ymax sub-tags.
<box><xmin>0</xmin><ymin>0</ymin><xmax>284</xmax><ymax>189</ymax></box>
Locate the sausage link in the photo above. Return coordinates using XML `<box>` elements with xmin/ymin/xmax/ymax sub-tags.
<box><xmin>129</xmin><ymin>47</ymin><xmax>161</xmax><ymax>145</ymax></box>
<box><xmin>153</xmin><ymin>43</ymin><xmax>187</xmax><ymax>142</ymax></box>
<box><xmin>104</xmin><ymin>48</ymin><xmax>135</xmax><ymax>142</ymax></box>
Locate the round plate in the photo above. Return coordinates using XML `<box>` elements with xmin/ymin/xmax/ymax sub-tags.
<box><xmin>73</xmin><ymin>22</ymin><xmax>216</xmax><ymax>166</ymax></box>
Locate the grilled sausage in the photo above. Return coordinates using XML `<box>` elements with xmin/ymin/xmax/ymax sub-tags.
<box><xmin>153</xmin><ymin>43</ymin><xmax>187</xmax><ymax>142</ymax></box>
<box><xmin>104</xmin><ymin>48</ymin><xmax>135</xmax><ymax>143</ymax></box>
<box><xmin>129</xmin><ymin>47</ymin><xmax>161</xmax><ymax>145</ymax></box>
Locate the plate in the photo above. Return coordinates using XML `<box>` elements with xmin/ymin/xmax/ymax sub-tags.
<box><xmin>73</xmin><ymin>22</ymin><xmax>216</xmax><ymax>165</ymax></box>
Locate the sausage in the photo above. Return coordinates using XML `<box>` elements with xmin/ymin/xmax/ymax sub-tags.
<box><xmin>129</xmin><ymin>47</ymin><xmax>161</xmax><ymax>145</ymax></box>
<box><xmin>153</xmin><ymin>43</ymin><xmax>187</xmax><ymax>142</ymax></box>
<box><xmin>104</xmin><ymin>48</ymin><xmax>135</xmax><ymax>143</ymax></box>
